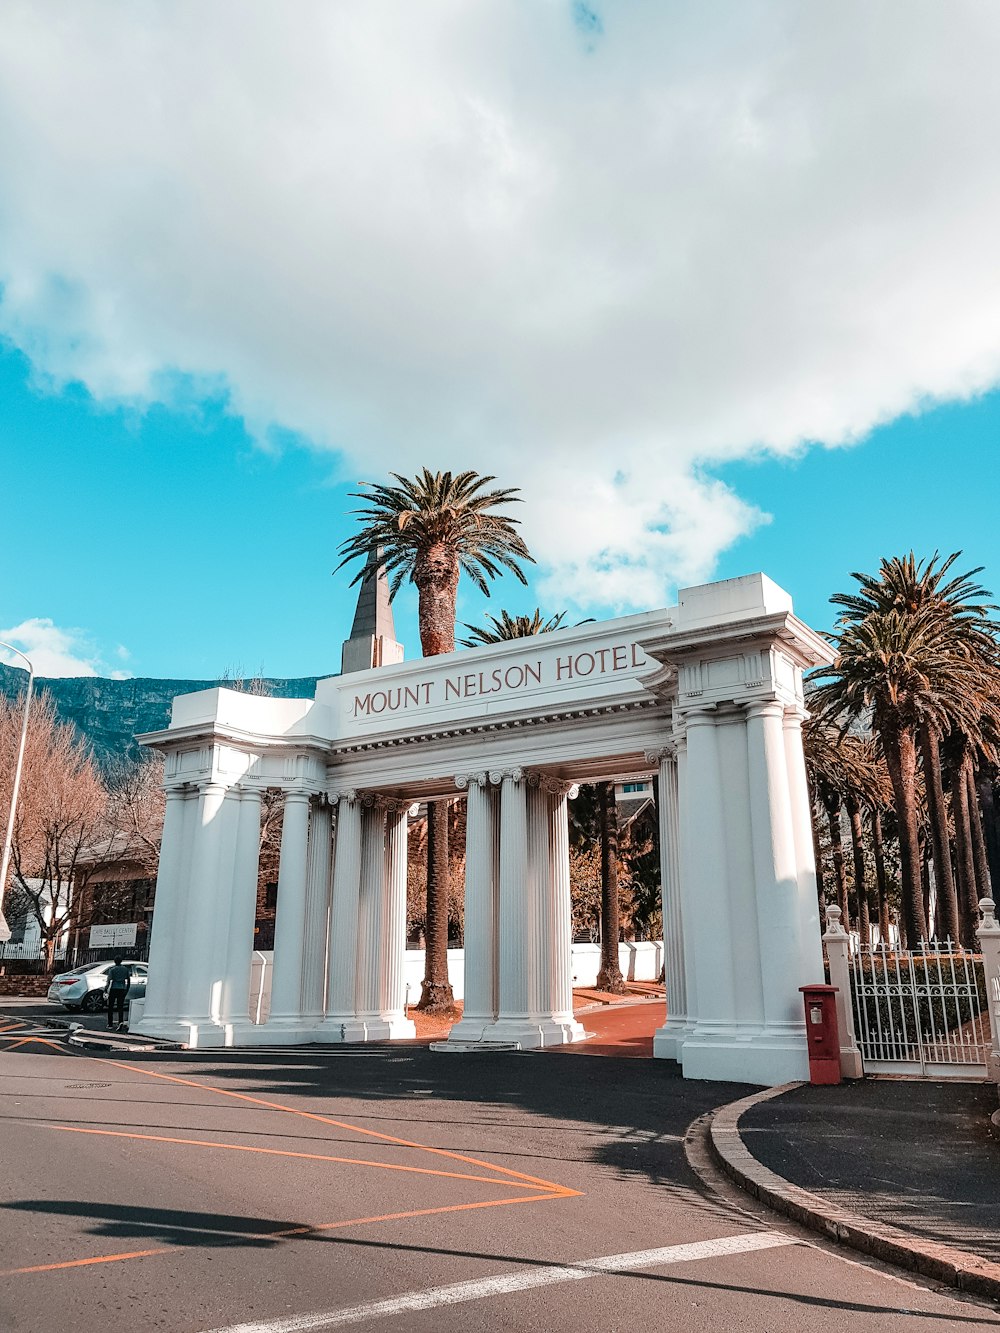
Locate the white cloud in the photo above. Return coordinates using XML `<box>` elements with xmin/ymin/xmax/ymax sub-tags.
<box><xmin>1</xmin><ymin>2</ymin><xmax>1000</xmax><ymax>609</ymax></box>
<box><xmin>0</xmin><ymin>619</ymin><xmax>131</xmax><ymax>679</ymax></box>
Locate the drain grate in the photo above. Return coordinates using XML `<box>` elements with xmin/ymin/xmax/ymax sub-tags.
<box><xmin>65</xmin><ymin>1082</ymin><xmax>112</xmax><ymax>1090</ymax></box>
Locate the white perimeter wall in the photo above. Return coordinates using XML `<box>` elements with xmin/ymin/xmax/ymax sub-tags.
<box><xmin>248</xmin><ymin>941</ymin><xmax>663</xmax><ymax>1024</ymax></box>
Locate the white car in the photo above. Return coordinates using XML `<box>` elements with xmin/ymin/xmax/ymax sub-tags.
<box><xmin>46</xmin><ymin>962</ymin><xmax>148</xmax><ymax>1013</ymax></box>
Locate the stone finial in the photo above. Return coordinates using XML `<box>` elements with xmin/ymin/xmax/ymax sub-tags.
<box><xmin>978</xmin><ymin>897</ymin><xmax>999</xmax><ymax>932</ymax></box>
<box><xmin>823</xmin><ymin>903</ymin><xmax>847</xmax><ymax>937</ymax></box>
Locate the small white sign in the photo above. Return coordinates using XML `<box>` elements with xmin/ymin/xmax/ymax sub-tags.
<box><xmin>88</xmin><ymin>923</ymin><xmax>138</xmax><ymax>949</ymax></box>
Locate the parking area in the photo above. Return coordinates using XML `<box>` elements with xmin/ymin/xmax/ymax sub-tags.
<box><xmin>2</xmin><ymin>1005</ymin><xmax>999</xmax><ymax>1333</ymax></box>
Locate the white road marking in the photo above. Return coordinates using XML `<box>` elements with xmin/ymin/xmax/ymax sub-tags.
<box><xmin>203</xmin><ymin>1229</ymin><xmax>795</xmax><ymax>1333</ymax></box>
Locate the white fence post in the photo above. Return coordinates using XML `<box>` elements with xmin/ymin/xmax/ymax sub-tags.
<box><xmin>977</xmin><ymin>897</ymin><xmax>1000</xmax><ymax>1083</ymax></box>
<box><xmin>823</xmin><ymin>905</ymin><xmax>864</xmax><ymax>1078</ymax></box>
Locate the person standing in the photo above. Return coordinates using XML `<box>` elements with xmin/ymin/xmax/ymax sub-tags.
<box><xmin>104</xmin><ymin>956</ymin><xmax>133</xmax><ymax>1030</ymax></box>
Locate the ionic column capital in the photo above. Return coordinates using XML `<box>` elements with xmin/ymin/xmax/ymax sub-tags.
<box><xmin>524</xmin><ymin>771</ymin><xmax>577</xmax><ymax>797</ymax></box>
<box><xmin>644</xmin><ymin>745</ymin><xmax>677</xmax><ymax>766</ymax></box>
<box><xmin>455</xmin><ymin>772</ymin><xmax>489</xmax><ymax>791</ymax></box>
<box><xmin>328</xmin><ymin>787</ymin><xmax>358</xmax><ymax>805</ymax></box>
<box><xmin>489</xmin><ymin>767</ymin><xmax>524</xmax><ymax>785</ymax></box>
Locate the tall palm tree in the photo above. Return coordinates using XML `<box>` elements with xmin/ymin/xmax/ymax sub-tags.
<box><xmin>336</xmin><ymin>470</ymin><xmax>533</xmax><ymax>1011</ymax></box>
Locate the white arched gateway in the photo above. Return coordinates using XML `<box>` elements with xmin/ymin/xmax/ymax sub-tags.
<box><xmin>133</xmin><ymin>572</ymin><xmax>830</xmax><ymax>1085</ymax></box>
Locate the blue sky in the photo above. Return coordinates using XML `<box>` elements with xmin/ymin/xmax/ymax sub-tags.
<box><xmin>3</xmin><ymin>4</ymin><xmax>1000</xmax><ymax>681</ymax></box>
<box><xmin>5</xmin><ymin>336</ymin><xmax>1000</xmax><ymax>681</ymax></box>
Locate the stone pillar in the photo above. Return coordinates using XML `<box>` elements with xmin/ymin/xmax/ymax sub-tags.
<box><xmin>977</xmin><ymin>898</ymin><xmax>1000</xmax><ymax>1082</ymax></box>
<box><xmin>266</xmin><ymin>787</ymin><xmax>312</xmax><ymax>1031</ymax></box>
<box><xmin>526</xmin><ymin>780</ymin><xmax>550</xmax><ymax>1020</ymax></box>
<box><xmin>746</xmin><ymin>699</ymin><xmax>813</xmax><ymax>1046</ymax></box>
<box><xmin>354</xmin><ymin>800</ymin><xmax>386</xmax><ymax>1031</ymax></box>
<box><xmin>176</xmin><ymin>780</ymin><xmax>230</xmax><ymax>1036</ymax></box>
<box><xmin>300</xmin><ymin>799</ymin><xmax>333</xmax><ymax>1025</ymax></box>
<box><xmin>136</xmin><ymin>784</ymin><xmax>191</xmax><ymax>1030</ymax></box>
<box><xmin>483</xmin><ymin>769</ymin><xmax>531</xmax><ymax>1041</ymax></box>
<box><xmin>677</xmin><ymin>709</ymin><xmax>741</xmax><ymax>1079</ymax></box>
<box><xmin>547</xmin><ymin>783</ymin><xmax>578</xmax><ymax>1026</ymax></box>
<box><xmin>449</xmin><ymin>773</ymin><xmax>498</xmax><ymax>1042</ymax></box>
<box><xmin>317</xmin><ymin>792</ymin><xmax>365</xmax><ymax>1040</ymax></box>
<box><xmin>379</xmin><ymin>803</ymin><xmax>415</xmax><ymax>1037</ymax></box>
<box><xmin>823</xmin><ymin>904</ymin><xmax>864</xmax><ymax>1079</ymax></box>
<box><xmin>674</xmin><ymin>730</ymin><xmax>699</xmax><ymax>1036</ymax></box>
<box><xmin>219</xmin><ymin>786</ymin><xmax>262</xmax><ymax>1034</ymax></box>
<box><xmin>650</xmin><ymin>747</ymin><xmax>687</xmax><ymax>1060</ymax></box>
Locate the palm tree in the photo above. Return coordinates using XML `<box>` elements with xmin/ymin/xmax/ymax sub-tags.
<box><xmin>828</xmin><ymin>552</ymin><xmax>999</xmax><ymax>944</ymax></box>
<box><xmin>812</xmin><ymin>603</ymin><xmax>988</xmax><ymax>946</ymax></box>
<box><xmin>336</xmin><ymin>470</ymin><xmax>533</xmax><ymax>1011</ymax></box>
<box><xmin>460</xmin><ymin>609</ymin><xmax>568</xmax><ymax>648</ymax></box>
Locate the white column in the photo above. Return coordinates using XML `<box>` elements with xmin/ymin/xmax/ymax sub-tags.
<box><xmin>678</xmin><ymin>709</ymin><xmax>741</xmax><ymax>1080</ymax></box>
<box><xmin>675</xmin><ymin>731</ymin><xmax>698</xmax><ymax>1036</ymax></box>
<box><xmin>318</xmin><ymin>792</ymin><xmax>365</xmax><ymax>1039</ymax></box>
<box><xmin>783</xmin><ymin>705</ymin><xmax>824</xmax><ymax>969</ymax></box>
<box><xmin>219</xmin><ymin>786</ymin><xmax>262</xmax><ymax>1033</ymax></box>
<box><xmin>136</xmin><ymin>784</ymin><xmax>190</xmax><ymax>1030</ymax></box>
<box><xmin>449</xmin><ymin>773</ymin><xmax>497</xmax><ymax>1042</ymax></box>
<box><xmin>483</xmin><ymin>769</ymin><xmax>531</xmax><ymax>1041</ymax></box>
<box><xmin>526</xmin><ymin>780</ymin><xmax>550</xmax><ymax>1020</ymax></box>
<box><xmin>300</xmin><ymin>799</ymin><xmax>333</xmax><ymax>1025</ymax></box>
<box><xmin>746</xmin><ymin>700</ymin><xmax>818</xmax><ymax>1050</ymax></box>
<box><xmin>650</xmin><ymin>747</ymin><xmax>688</xmax><ymax>1060</ymax></box>
<box><xmin>379</xmin><ymin>803</ymin><xmax>415</xmax><ymax>1037</ymax></box>
<box><xmin>176</xmin><ymin>780</ymin><xmax>229</xmax><ymax>1034</ymax></box>
<box><xmin>354</xmin><ymin>801</ymin><xmax>386</xmax><ymax>1029</ymax></box>
<box><xmin>266</xmin><ymin>787</ymin><xmax>311</xmax><ymax>1029</ymax></box>
<box><xmin>546</xmin><ymin>783</ymin><xmax>585</xmax><ymax>1042</ymax></box>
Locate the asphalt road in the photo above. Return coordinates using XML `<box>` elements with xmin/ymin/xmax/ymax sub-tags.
<box><xmin>2</xmin><ymin>1003</ymin><xmax>999</xmax><ymax>1333</ymax></box>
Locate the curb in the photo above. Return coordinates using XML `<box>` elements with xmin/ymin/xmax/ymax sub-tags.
<box><xmin>709</xmin><ymin>1084</ymin><xmax>1000</xmax><ymax>1304</ymax></box>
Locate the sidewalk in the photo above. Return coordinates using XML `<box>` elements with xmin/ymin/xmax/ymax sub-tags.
<box><xmin>711</xmin><ymin>1077</ymin><xmax>1000</xmax><ymax>1299</ymax></box>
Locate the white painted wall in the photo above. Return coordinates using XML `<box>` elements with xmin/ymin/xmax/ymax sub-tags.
<box><xmin>247</xmin><ymin>941</ymin><xmax>663</xmax><ymax>1025</ymax></box>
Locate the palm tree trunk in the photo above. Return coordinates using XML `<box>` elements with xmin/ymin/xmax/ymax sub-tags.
<box><xmin>881</xmin><ymin>725</ymin><xmax>926</xmax><ymax>948</ymax></box>
<box><xmin>976</xmin><ymin>767</ymin><xmax>1000</xmax><ymax>894</ymax></box>
<box><xmin>596</xmin><ymin>782</ymin><xmax>626</xmax><ymax>993</ymax></box>
<box><xmin>872</xmin><ymin>808</ymin><xmax>891</xmax><ymax>944</ymax></box>
<box><xmin>966</xmin><ymin>762</ymin><xmax>992</xmax><ymax>903</ymax></box>
<box><xmin>918</xmin><ymin>723</ymin><xmax>959</xmax><ymax>943</ymax></box>
<box><xmin>920</xmin><ymin>836</ymin><xmax>933</xmax><ymax>940</ymax></box>
<box><xmin>846</xmin><ymin>799</ymin><xmax>870</xmax><ymax>946</ymax></box>
<box><xmin>415</xmin><ymin>559</ymin><xmax>458</xmax><ymax>1012</ymax></box>
<box><xmin>826</xmin><ymin>795</ymin><xmax>850</xmax><ymax>933</ymax></box>
<box><xmin>419</xmin><ymin>799</ymin><xmax>455</xmax><ymax>1011</ymax></box>
<box><xmin>951</xmin><ymin>752</ymin><xmax>979</xmax><ymax>949</ymax></box>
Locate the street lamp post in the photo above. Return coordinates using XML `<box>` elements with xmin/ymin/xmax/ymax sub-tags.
<box><xmin>0</xmin><ymin>642</ymin><xmax>34</xmax><ymax>943</ymax></box>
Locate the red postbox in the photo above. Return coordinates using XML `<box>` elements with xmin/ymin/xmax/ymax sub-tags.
<box><xmin>799</xmin><ymin>984</ymin><xmax>841</xmax><ymax>1085</ymax></box>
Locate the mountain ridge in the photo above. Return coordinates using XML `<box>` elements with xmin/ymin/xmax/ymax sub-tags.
<box><xmin>0</xmin><ymin>662</ymin><xmax>326</xmax><ymax>763</ymax></box>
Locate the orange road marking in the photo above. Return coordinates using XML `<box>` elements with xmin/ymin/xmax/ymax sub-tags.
<box><xmin>105</xmin><ymin>1059</ymin><xmax>569</xmax><ymax>1193</ymax></box>
<box><xmin>3</xmin><ymin>1247</ymin><xmax>170</xmax><ymax>1275</ymax></box>
<box><xmin>0</xmin><ymin>1189</ymin><xmax>571</xmax><ymax>1277</ymax></box>
<box><xmin>0</xmin><ymin>1020</ymin><xmax>27</xmax><ymax>1033</ymax></box>
<box><xmin>49</xmin><ymin>1125</ymin><xmax>567</xmax><ymax>1193</ymax></box>
<box><xmin>4</xmin><ymin>1037</ymin><xmax>66</xmax><ymax>1053</ymax></box>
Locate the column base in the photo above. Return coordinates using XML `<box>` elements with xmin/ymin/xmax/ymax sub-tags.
<box><xmin>132</xmin><ymin>1016</ymin><xmax>258</xmax><ymax>1049</ymax></box>
<box><xmin>680</xmin><ymin>1024</ymin><xmax>809</xmax><ymax>1085</ymax></box>
<box><xmin>311</xmin><ymin>1015</ymin><xmax>417</xmax><ymax>1043</ymax></box>
<box><xmin>446</xmin><ymin>1016</ymin><xmax>493</xmax><ymax>1044</ymax></box>
<box><xmin>652</xmin><ymin>1017</ymin><xmax>692</xmax><ymax>1062</ymax></box>
<box><xmin>479</xmin><ymin>1016</ymin><xmax>587</xmax><ymax>1049</ymax></box>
